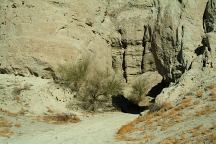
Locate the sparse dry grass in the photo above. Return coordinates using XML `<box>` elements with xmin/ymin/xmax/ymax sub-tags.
<box><xmin>37</xmin><ymin>114</ymin><xmax>81</xmax><ymax>124</ymax></box>
<box><xmin>160</xmin><ymin>137</ymin><xmax>179</xmax><ymax>144</ymax></box>
<box><xmin>116</xmin><ymin>118</ymin><xmax>141</xmax><ymax>140</ymax></box>
<box><xmin>162</xmin><ymin>102</ymin><xmax>174</xmax><ymax>111</ymax></box>
<box><xmin>46</xmin><ymin>107</ymin><xmax>54</xmax><ymax>113</ymax></box>
<box><xmin>0</xmin><ymin>119</ymin><xmax>12</xmax><ymax>128</ymax></box>
<box><xmin>186</xmin><ymin>124</ymin><xmax>216</xmax><ymax>143</ymax></box>
<box><xmin>116</xmin><ymin>102</ymin><xmax>183</xmax><ymax>141</ymax></box>
<box><xmin>0</xmin><ymin>128</ymin><xmax>13</xmax><ymax>137</ymax></box>
<box><xmin>196</xmin><ymin>90</ymin><xmax>203</xmax><ymax>97</ymax></box>
<box><xmin>195</xmin><ymin>105</ymin><xmax>215</xmax><ymax>116</ymax></box>
<box><xmin>207</xmin><ymin>83</ymin><xmax>216</xmax><ymax>90</ymax></box>
<box><xmin>15</xmin><ymin>96</ymin><xmax>21</xmax><ymax>102</ymax></box>
<box><xmin>142</xmin><ymin>134</ymin><xmax>154</xmax><ymax>143</ymax></box>
<box><xmin>116</xmin><ymin>93</ymin><xmax>216</xmax><ymax>143</ymax></box>
<box><xmin>161</xmin><ymin>123</ymin><xmax>216</xmax><ymax>144</ymax></box>
<box><xmin>208</xmin><ymin>133</ymin><xmax>216</xmax><ymax>144</ymax></box>
<box><xmin>116</xmin><ymin>123</ymin><xmax>134</xmax><ymax>140</ymax></box>
<box><xmin>0</xmin><ymin>108</ymin><xmax>26</xmax><ymax>116</ymax></box>
<box><xmin>0</xmin><ymin>118</ymin><xmax>13</xmax><ymax>137</ymax></box>
<box><xmin>209</xmin><ymin>90</ymin><xmax>216</xmax><ymax>101</ymax></box>
<box><xmin>0</xmin><ymin>108</ymin><xmax>19</xmax><ymax>117</ymax></box>
<box><xmin>14</xmin><ymin>123</ymin><xmax>21</xmax><ymax>128</ymax></box>
<box><xmin>175</xmin><ymin>97</ymin><xmax>192</xmax><ymax>111</ymax></box>
<box><xmin>116</xmin><ymin>117</ymin><xmax>156</xmax><ymax>142</ymax></box>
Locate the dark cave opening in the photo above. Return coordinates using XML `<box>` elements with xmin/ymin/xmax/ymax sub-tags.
<box><xmin>146</xmin><ymin>79</ymin><xmax>170</xmax><ymax>101</ymax></box>
<box><xmin>111</xmin><ymin>79</ymin><xmax>170</xmax><ymax>114</ymax></box>
<box><xmin>112</xmin><ymin>95</ymin><xmax>148</xmax><ymax>114</ymax></box>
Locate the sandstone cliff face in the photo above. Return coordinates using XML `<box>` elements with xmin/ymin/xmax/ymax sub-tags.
<box><xmin>0</xmin><ymin>0</ymin><xmax>112</xmax><ymax>78</ymax></box>
<box><xmin>154</xmin><ymin>0</ymin><xmax>216</xmax><ymax>105</ymax></box>
<box><xmin>108</xmin><ymin>0</ymin><xmax>157</xmax><ymax>82</ymax></box>
<box><xmin>151</xmin><ymin>0</ymin><xmax>208</xmax><ymax>81</ymax></box>
<box><xmin>0</xmin><ymin>0</ymin><xmax>216</xmax><ymax>106</ymax></box>
<box><xmin>0</xmin><ymin>0</ymin><xmax>159</xmax><ymax>83</ymax></box>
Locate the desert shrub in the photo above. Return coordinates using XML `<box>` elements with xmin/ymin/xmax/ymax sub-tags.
<box><xmin>57</xmin><ymin>58</ymin><xmax>90</xmax><ymax>91</ymax></box>
<box><xmin>78</xmin><ymin>71</ymin><xmax>123</xmax><ymax>112</ymax></box>
<box><xmin>58</xmin><ymin>58</ymin><xmax>123</xmax><ymax>112</ymax></box>
<box><xmin>129</xmin><ymin>79</ymin><xmax>147</xmax><ymax>104</ymax></box>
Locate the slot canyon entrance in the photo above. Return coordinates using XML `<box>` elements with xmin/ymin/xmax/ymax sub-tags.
<box><xmin>112</xmin><ymin>79</ymin><xmax>170</xmax><ymax>114</ymax></box>
<box><xmin>112</xmin><ymin>95</ymin><xmax>147</xmax><ymax>114</ymax></box>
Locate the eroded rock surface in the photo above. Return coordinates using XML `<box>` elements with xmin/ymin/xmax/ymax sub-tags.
<box><xmin>0</xmin><ymin>0</ymin><xmax>216</xmax><ymax>117</ymax></box>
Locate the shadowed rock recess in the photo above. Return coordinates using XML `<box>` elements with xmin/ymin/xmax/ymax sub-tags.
<box><xmin>0</xmin><ymin>0</ymin><xmax>216</xmax><ymax>143</ymax></box>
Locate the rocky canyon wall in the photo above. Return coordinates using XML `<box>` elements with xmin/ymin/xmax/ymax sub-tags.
<box><xmin>0</xmin><ymin>0</ymin><xmax>113</xmax><ymax>79</ymax></box>
<box><xmin>0</xmin><ymin>0</ymin><xmax>216</xmax><ymax>105</ymax></box>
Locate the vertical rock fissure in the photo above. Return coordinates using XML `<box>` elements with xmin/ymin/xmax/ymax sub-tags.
<box><xmin>201</xmin><ymin>0</ymin><xmax>214</xmax><ymax>68</ymax></box>
<box><xmin>141</xmin><ymin>44</ymin><xmax>146</xmax><ymax>73</ymax></box>
<box><xmin>203</xmin><ymin>0</ymin><xmax>215</xmax><ymax>33</ymax></box>
<box><xmin>122</xmin><ymin>42</ymin><xmax>128</xmax><ymax>83</ymax></box>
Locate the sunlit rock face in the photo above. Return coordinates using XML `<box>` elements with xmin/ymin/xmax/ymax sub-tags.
<box><xmin>0</xmin><ymin>0</ymin><xmax>216</xmax><ymax>105</ymax></box>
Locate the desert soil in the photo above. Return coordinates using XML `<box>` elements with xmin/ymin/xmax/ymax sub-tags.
<box><xmin>0</xmin><ymin>112</ymin><xmax>137</xmax><ymax>144</ymax></box>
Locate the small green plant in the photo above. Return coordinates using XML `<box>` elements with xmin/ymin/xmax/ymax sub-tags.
<box><xmin>57</xmin><ymin>58</ymin><xmax>90</xmax><ymax>91</ymax></box>
<box><xmin>129</xmin><ymin>79</ymin><xmax>147</xmax><ymax>104</ymax></box>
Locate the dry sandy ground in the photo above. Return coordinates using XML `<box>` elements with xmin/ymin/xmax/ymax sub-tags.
<box><xmin>0</xmin><ymin>112</ymin><xmax>137</xmax><ymax>144</ymax></box>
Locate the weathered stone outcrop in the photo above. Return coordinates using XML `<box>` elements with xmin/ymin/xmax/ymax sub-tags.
<box><xmin>0</xmin><ymin>0</ymin><xmax>113</xmax><ymax>78</ymax></box>
<box><xmin>155</xmin><ymin>0</ymin><xmax>216</xmax><ymax>105</ymax></box>
<box><xmin>109</xmin><ymin>0</ymin><xmax>157</xmax><ymax>82</ymax></box>
<box><xmin>150</xmin><ymin>0</ymin><xmax>209</xmax><ymax>82</ymax></box>
<box><xmin>0</xmin><ymin>0</ymin><xmax>216</xmax><ymax>106</ymax></box>
<box><xmin>204</xmin><ymin>0</ymin><xmax>216</xmax><ymax>33</ymax></box>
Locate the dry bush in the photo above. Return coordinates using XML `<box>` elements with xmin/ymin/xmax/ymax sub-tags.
<box><xmin>38</xmin><ymin>114</ymin><xmax>80</xmax><ymax>124</ymax></box>
<box><xmin>57</xmin><ymin>58</ymin><xmax>90</xmax><ymax>91</ymax></box>
<box><xmin>129</xmin><ymin>78</ymin><xmax>147</xmax><ymax>104</ymax></box>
